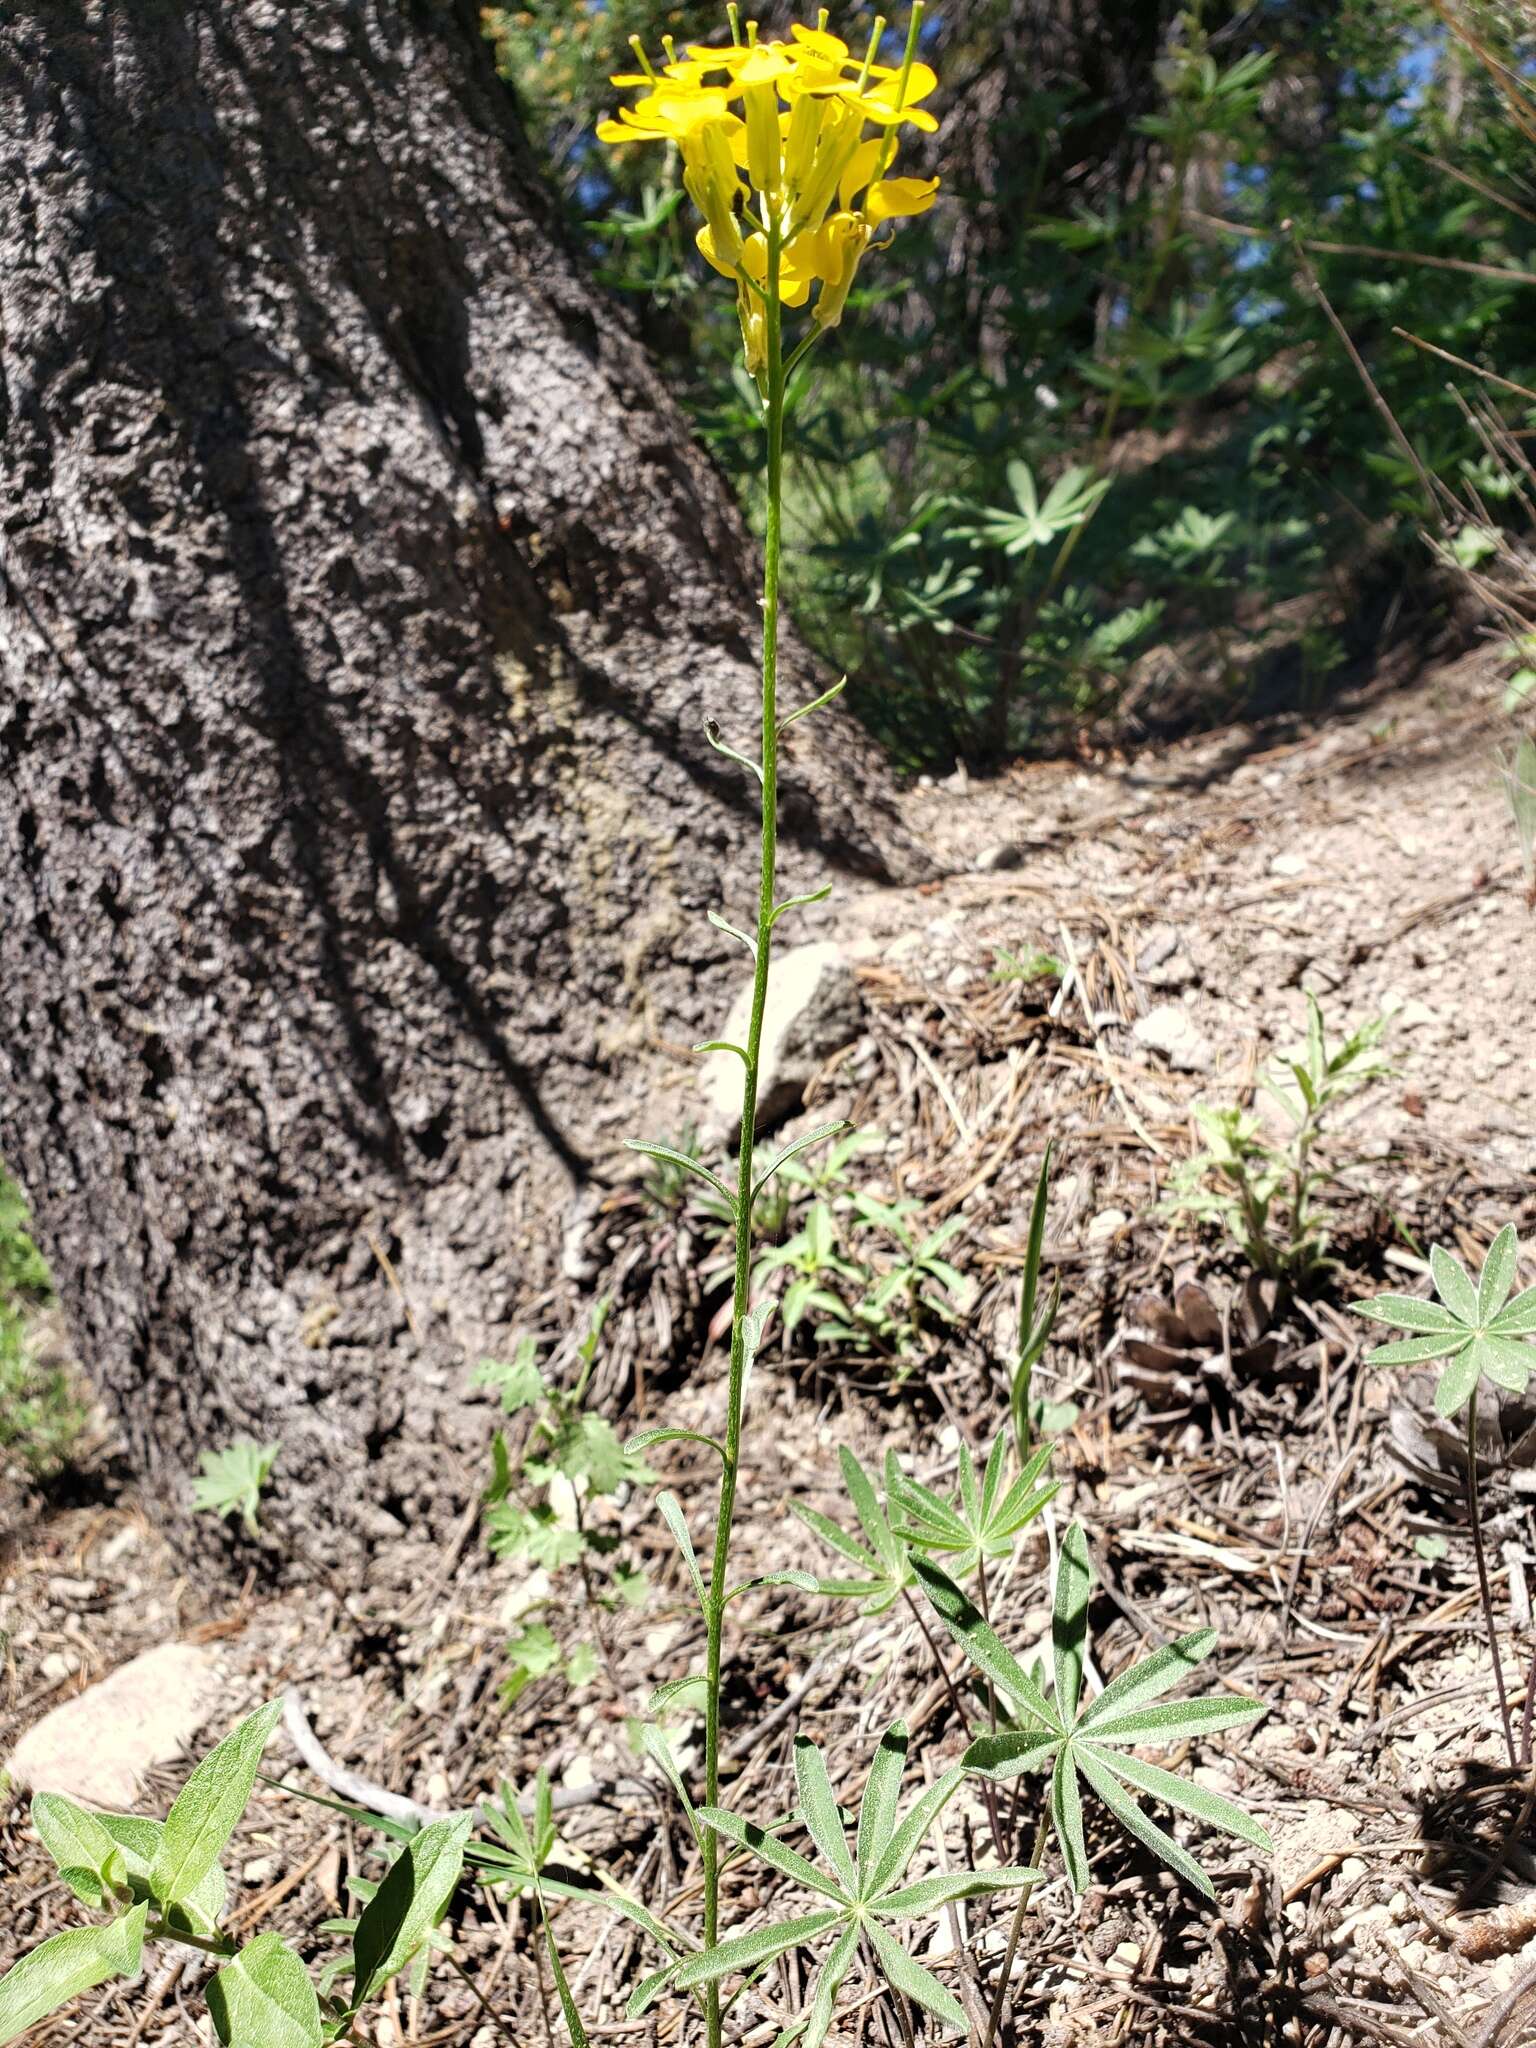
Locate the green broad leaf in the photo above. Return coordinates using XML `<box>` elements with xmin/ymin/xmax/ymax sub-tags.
<box><xmin>1495</xmin><ymin>1285</ymin><xmax>1536</xmax><ymax>1336</ymax></box>
<box><xmin>152</xmin><ymin>1697</ymin><xmax>284</xmax><ymax>1907</ymax></box>
<box><xmin>0</xmin><ymin>1907</ymin><xmax>148</xmax><ymax>2043</ymax></box>
<box><xmin>1050</xmin><ymin>1745</ymin><xmax>1089</xmax><ymax>1893</ymax></box>
<box><xmin>1479</xmin><ymin>1225</ymin><xmax>1521</xmax><ymax>1324</ymax></box>
<box><xmin>793</xmin><ymin>1737</ymin><xmax>856</xmax><ymax>1893</ymax></box>
<box><xmin>874</xmin><ymin>1866</ymin><xmax>1037</xmax><ymax>1917</ymax></box>
<box><xmin>31</xmin><ymin>1792</ymin><xmax>124</xmax><ymax>1908</ymax></box>
<box><xmin>1077</xmin><ymin>1629</ymin><xmax>1219</xmax><ymax>1732</ymax></box>
<box><xmin>672</xmin><ymin>1910</ymin><xmax>843</xmax><ymax>1988</ymax></box>
<box><xmin>1053</xmin><ymin>1523</ymin><xmax>1092</xmax><ymax>1724</ymax></box>
<box><xmin>208</xmin><ymin>1933</ymin><xmax>323</xmax><ymax>2048</ymax></box>
<box><xmin>90</xmin><ymin>1810</ymin><xmax>226</xmax><ymax>1934</ymax></box>
<box><xmin>350</xmin><ymin>1812</ymin><xmax>471</xmax><ymax>2010</ymax></box>
<box><xmin>1435</xmin><ymin>1345</ymin><xmax>1483</xmax><ymax>1416</ymax></box>
<box><xmin>1351</xmin><ymin>1293</ymin><xmax>1460</xmax><ymax>1333</ymax></box>
<box><xmin>625</xmin><ymin>1426</ymin><xmax>725</xmax><ymax>1460</ymax></box>
<box><xmin>855</xmin><ymin>1722</ymin><xmax>907</xmax><ymax>1890</ymax></box>
<box><xmin>1072</xmin><ymin>1745</ymin><xmax>1212</xmax><ymax>1897</ymax></box>
<box><xmin>564</xmin><ymin>1415</ymin><xmax>646</xmax><ymax>1494</ymax></box>
<box><xmin>863</xmin><ymin>1919</ymin><xmax>967</xmax><ymax>2035</ymax></box>
<box><xmin>909</xmin><ymin>1554</ymin><xmax>1059</xmax><ymax>1734</ymax></box>
<box><xmin>801</xmin><ymin>1921</ymin><xmax>860</xmax><ymax>2048</ymax></box>
<box><xmin>693</xmin><ymin>1808</ymin><xmax>848</xmax><ymax>1901</ymax></box>
<box><xmin>1085</xmin><ymin>1694</ymin><xmax>1265</xmax><ymax>1744</ymax></box>
<box><xmin>657</xmin><ymin>1491</ymin><xmax>706</xmax><ymax>1608</ymax></box>
<box><xmin>960</xmin><ymin>1728</ymin><xmax>1062</xmax><ymax>1781</ymax></box>
<box><xmin>1089</xmin><ymin>1746</ymin><xmax>1272</xmax><ymax>1855</ymax></box>
<box><xmin>866</xmin><ymin>1765</ymin><xmax>963</xmax><ymax>1897</ymax></box>
<box><xmin>1367</xmin><ymin>1333</ymin><xmax>1468</xmax><ymax>1367</ymax></box>
<box><xmin>1430</xmin><ymin>1245</ymin><xmax>1480</xmax><ymax>1325</ymax></box>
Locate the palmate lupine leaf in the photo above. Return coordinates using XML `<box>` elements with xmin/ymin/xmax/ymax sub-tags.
<box><xmin>688</xmin><ymin>1721</ymin><xmax>1035</xmax><ymax>2048</ymax></box>
<box><xmin>888</xmin><ymin>1436</ymin><xmax>1058</xmax><ymax>1579</ymax></box>
<box><xmin>1353</xmin><ymin>1223</ymin><xmax>1536</xmax><ymax>1415</ymax></box>
<box><xmin>789</xmin><ymin>1446</ymin><xmax>915</xmax><ymax>1613</ymax></box>
<box><xmin>913</xmin><ymin>1525</ymin><xmax>1272</xmax><ymax>1900</ymax></box>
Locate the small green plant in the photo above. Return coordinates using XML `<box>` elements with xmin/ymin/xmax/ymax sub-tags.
<box><xmin>914</xmin><ymin>1526</ymin><xmax>1273</xmax><ymax>1897</ymax></box>
<box><xmin>477</xmin><ymin>1304</ymin><xmax>651</xmax><ymax>1699</ymax></box>
<box><xmin>990</xmin><ymin>945</ymin><xmax>1063</xmax><ymax>985</ymax></box>
<box><xmin>0</xmin><ymin>1699</ymin><xmax>472</xmax><ymax>2045</ymax></box>
<box><xmin>193</xmin><ymin>1439</ymin><xmax>280</xmax><ymax>1536</ymax></box>
<box><xmin>1354</xmin><ymin>1223</ymin><xmax>1536</xmax><ymax>1768</ymax></box>
<box><xmin>1162</xmin><ymin>993</ymin><xmax>1391</xmax><ymax>1279</ymax></box>
<box><xmin>676</xmin><ymin>1721</ymin><xmax>1038</xmax><ymax>2046</ymax></box>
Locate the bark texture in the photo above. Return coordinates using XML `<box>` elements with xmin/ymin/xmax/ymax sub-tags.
<box><xmin>0</xmin><ymin>0</ymin><xmax>910</xmax><ymax>1577</ymax></box>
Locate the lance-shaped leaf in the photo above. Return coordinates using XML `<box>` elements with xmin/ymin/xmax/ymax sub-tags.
<box><xmin>208</xmin><ymin>1933</ymin><xmax>323</xmax><ymax>2048</ymax></box>
<box><xmin>864</xmin><ymin>1920</ymin><xmax>968</xmax><ymax>2035</ymax></box>
<box><xmin>0</xmin><ymin>1904</ymin><xmax>147</xmax><ymax>2044</ymax></box>
<box><xmin>673</xmin><ymin>1910</ymin><xmax>844</xmax><ymax>1988</ymax></box>
<box><xmin>350</xmin><ymin>1812</ymin><xmax>471</xmax><ymax>2010</ymax></box>
<box><xmin>93</xmin><ymin>1812</ymin><xmax>227</xmax><ymax>1934</ymax></box>
<box><xmin>625</xmin><ymin>1140</ymin><xmax>736</xmax><ymax>1213</ymax></box>
<box><xmin>657</xmin><ymin>1491</ymin><xmax>707</xmax><ymax>1609</ymax></box>
<box><xmin>910</xmin><ymin>1552</ymin><xmax>1059</xmax><ymax>1732</ymax></box>
<box><xmin>152</xmin><ymin>1697</ymin><xmax>284</xmax><ymax>1907</ymax></box>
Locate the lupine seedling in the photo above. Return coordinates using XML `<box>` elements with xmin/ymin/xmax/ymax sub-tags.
<box><xmin>679</xmin><ymin>1721</ymin><xmax>1037</xmax><ymax>2047</ymax></box>
<box><xmin>914</xmin><ymin>1529</ymin><xmax>1273</xmax><ymax>1898</ymax></box>
<box><xmin>193</xmin><ymin>1437</ymin><xmax>280</xmax><ymax>1537</ymax></box>
<box><xmin>1354</xmin><ymin>1223</ymin><xmax>1536</xmax><ymax>1767</ymax></box>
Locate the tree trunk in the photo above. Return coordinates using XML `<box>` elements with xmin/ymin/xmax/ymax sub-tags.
<box><xmin>0</xmin><ymin>0</ymin><xmax>910</xmax><ymax>1579</ymax></box>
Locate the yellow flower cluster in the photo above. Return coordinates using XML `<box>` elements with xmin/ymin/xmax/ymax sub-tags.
<box><xmin>597</xmin><ymin>9</ymin><xmax>939</xmax><ymax>377</ymax></box>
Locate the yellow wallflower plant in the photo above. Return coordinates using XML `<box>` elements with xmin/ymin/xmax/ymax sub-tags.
<box><xmin>603</xmin><ymin>16</ymin><xmax>939</xmax><ymax>2048</ymax></box>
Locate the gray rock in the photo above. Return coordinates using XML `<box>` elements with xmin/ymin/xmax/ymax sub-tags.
<box><xmin>699</xmin><ymin>941</ymin><xmax>862</xmax><ymax>1143</ymax></box>
<box><xmin>1131</xmin><ymin>1002</ymin><xmax>1214</xmax><ymax>1073</ymax></box>
<box><xmin>6</xmin><ymin>1642</ymin><xmax>222</xmax><ymax>1808</ymax></box>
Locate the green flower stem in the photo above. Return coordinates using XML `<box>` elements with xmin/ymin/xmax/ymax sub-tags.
<box><xmin>1466</xmin><ymin>1387</ymin><xmax>1518</xmax><ymax>1770</ymax></box>
<box><xmin>982</xmin><ymin>1807</ymin><xmax>1051</xmax><ymax>2048</ymax></box>
<box><xmin>702</xmin><ymin>222</ymin><xmax>787</xmax><ymax>2048</ymax></box>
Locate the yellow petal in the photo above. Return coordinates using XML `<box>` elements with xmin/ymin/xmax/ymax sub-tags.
<box><xmin>696</xmin><ymin>223</ymin><xmax>738</xmax><ymax>280</ymax></box>
<box><xmin>790</xmin><ymin>23</ymin><xmax>851</xmax><ymax>63</ymax></box>
<box><xmin>865</xmin><ymin>176</ymin><xmax>940</xmax><ymax>222</ymax></box>
<box><xmin>838</xmin><ymin>137</ymin><xmax>882</xmax><ymax>210</ymax></box>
